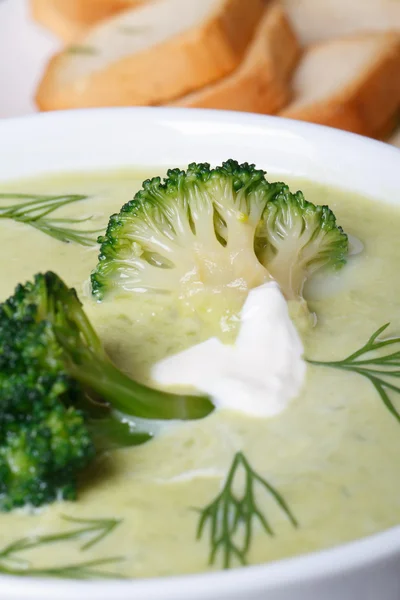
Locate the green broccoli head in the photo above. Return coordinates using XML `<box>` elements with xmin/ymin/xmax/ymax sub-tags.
<box><xmin>0</xmin><ymin>427</ymin><xmax>61</xmax><ymax>511</ymax></box>
<box><xmin>0</xmin><ymin>285</ymin><xmax>77</xmax><ymax>428</ymax></box>
<box><xmin>1</xmin><ymin>272</ymin><xmax>212</xmax><ymax>422</ymax></box>
<box><xmin>0</xmin><ymin>282</ymin><xmax>95</xmax><ymax>511</ymax></box>
<box><xmin>0</xmin><ymin>407</ymin><xmax>94</xmax><ymax>511</ymax></box>
<box><xmin>0</xmin><ymin>271</ymin><xmax>213</xmax><ymax>510</ymax></box>
<box><xmin>255</xmin><ymin>188</ymin><xmax>349</xmax><ymax>303</ymax></box>
<box><xmin>91</xmin><ymin>160</ymin><xmax>281</xmax><ymax>300</ymax></box>
<box><xmin>45</xmin><ymin>404</ymin><xmax>95</xmax><ymax>475</ymax></box>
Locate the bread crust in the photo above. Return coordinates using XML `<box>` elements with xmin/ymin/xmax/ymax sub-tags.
<box><xmin>282</xmin><ymin>0</ymin><xmax>400</xmax><ymax>45</ymax></box>
<box><xmin>281</xmin><ymin>33</ymin><xmax>400</xmax><ymax>137</ymax></box>
<box><xmin>31</xmin><ymin>0</ymin><xmax>145</xmax><ymax>41</ymax></box>
<box><xmin>36</xmin><ymin>0</ymin><xmax>265</xmax><ymax>110</ymax></box>
<box><xmin>170</xmin><ymin>2</ymin><xmax>301</xmax><ymax>114</ymax></box>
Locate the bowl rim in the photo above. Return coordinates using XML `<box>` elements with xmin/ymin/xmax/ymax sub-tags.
<box><xmin>0</xmin><ymin>106</ymin><xmax>399</xmax><ymax>599</ymax></box>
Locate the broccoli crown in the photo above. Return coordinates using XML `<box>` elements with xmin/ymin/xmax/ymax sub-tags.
<box><xmin>0</xmin><ymin>407</ymin><xmax>94</xmax><ymax>511</ymax></box>
<box><xmin>0</xmin><ymin>271</ymin><xmax>213</xmax><ymax>510</ymax></box>
<box><xmin>91</xmin><ymin>160</ymin><xmax>281</xmax><ymax>300</ymax></box>
<box><xmin>0</xmin><ymin>279</ymin><xmax>95</xmax><ymax>510</ymax></box>
<box><xmin>0</xmin><ymin>277</ymin><xmax>80</xmax><ymax>426</ymax></box>
<box><xmin>255</xmin><ymin>188</ymin><xmax>349</xmax><ymax>301</ymax></box>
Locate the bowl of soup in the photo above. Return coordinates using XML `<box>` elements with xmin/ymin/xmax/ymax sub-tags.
<box><xmin>0</xmin><ymin>107</ymin><xmax>399</xmax><ymax>600</ymax></box>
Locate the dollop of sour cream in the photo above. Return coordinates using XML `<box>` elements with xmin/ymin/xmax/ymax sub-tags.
<box><xmin>152</xmin><ymin>282</ymin><xmax>306</xmax><ymax>417</ymax></box>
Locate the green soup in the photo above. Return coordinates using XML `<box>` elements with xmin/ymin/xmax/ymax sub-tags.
<box><xmin>0</xmin><ymin>169</ymin><xmax>399</xmax><ymax>579</ymax></box>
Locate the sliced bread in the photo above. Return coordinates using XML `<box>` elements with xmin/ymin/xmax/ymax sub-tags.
<box><xmin>31</xmin><ymin>0</ymin><xmax>146</xmax><ymax>42</ymax></box>
<box><xmin>282</xmin><ymin>0</ymin><xmax>400</xmax><ymax>45</ymax></box>
<box><xmin>170</xmin><ymin>1</ymin><xmax>301</xmax><ymax>114</ymax></box>
<box><xmin>389</xmin><ymin>126</ymin><xmax>400</xmax><ymax>148</ymax></box>
<box><xmin>36</xmin><ymin>0</ymin><xmax>265</xmax><ymax>111</ymax></box>
<box><xmin>280</xmin><ymin>33</ymin><xmax>400</xmax><ymax>138</ymax></box>
<box><xmin>376</xmin><ymin>112</ymin><xmax>400</xmax><ymax>141</ymax></box>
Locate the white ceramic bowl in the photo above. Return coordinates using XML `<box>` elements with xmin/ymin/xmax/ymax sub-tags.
<box><xmin>0</xmin><ymin>108</ymin><xmax>399</xmax><ymax>600</ymax></box>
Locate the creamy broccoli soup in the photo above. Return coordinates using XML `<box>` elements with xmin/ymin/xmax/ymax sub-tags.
<box><xmin>0</xmin><ymin>168</ymin><xmax>400</xmax><ymax>579</ymax></box>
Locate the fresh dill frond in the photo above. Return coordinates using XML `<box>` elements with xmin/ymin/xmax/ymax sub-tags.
<box><xmin>60</xmin><ymin>515</ymin><xmax>121</xmax><ymax>550</ymax></box>
<box><xmin>196</xmin><ymin>451</ymin><xmax>298</xmax><ymax>569</ymax></box>
<box><xmin>0</xmin><ymin>557</ymin><xmax>123</xmax><ymax>580</ymax></box>
<box><xmin>308</xmin><ymin>323</ymin><xmax>400</xmax><ymax>423</ymax></box>
<box><xmin>0</xmin><ymin>515</ymin><xmax>123</xmax><ymax>579</ymax></box>
<box><xmin>118</xmin><ymin>25</ymin><xmax>150</xmax><ymax>35</ymax></box>
<box><xmin>67</xmin><ymin>46</ymin><xmax>98</xmax><ymax>55</ymax></box>
<box><xmin>0</xmin><ymin>193</ymin><xmax>102</xmax><ymax>245</ymax></box>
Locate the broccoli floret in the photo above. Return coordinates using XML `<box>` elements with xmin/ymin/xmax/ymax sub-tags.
<box><xmin>255</xmin><ymin>188</ymin><xmax>348</xmax><ymax>304</ymax></box>
<box><xmin>91</xmin><ymin>161</ymin><xmax>349</xmax><ymax>311</ymax></box>
<box><xmin>91</xmin><ymin>160</ymin><xmax>281</xmax><ymax>300</ymax></box>
<box><xmin>0</xmin><ymin>272</ymin><xmax>213</xmax><ymax>510</ymax></box>
<box><xmin>0</xmin><ymin>280</ymin><xmax>95</xmax><ymax>510</ymax></box>
<box><xmin>0</xmin><ymin>408</ymin><xmax>94</xmax><ymax>511</ymax></box>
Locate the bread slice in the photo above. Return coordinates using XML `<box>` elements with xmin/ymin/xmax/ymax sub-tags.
<box><xmin>280</xmin><ymin>33</ymin><xmax>400</xmax><ymax>138</ymax></box>
<box><xmin>169</xmin><ymin>1</ymin><xmax>301</xmax><ymax>114</ymax></box>
<box><xmin>31</xmin><ymin>0</ymin><xmax>146</xmax><ymax>42</ymax></box>
<box><xmin>376</xmin><ymin>112</ymin><xmax>399</xmax><ymax>141</ymax></box>
<box><xmin>36</xmin><ymin>0</ymin><xmax>265</xmax><ymax>111</ymax></box>
<box><xmin>282</xmin><ymin>0</ymin><xmax>400</xmax><ymax>45</ymax></box>
<box><xmin>389</xmin><ymin>126</ymin><xmax>400</xmax><ymax>148</ymax></box>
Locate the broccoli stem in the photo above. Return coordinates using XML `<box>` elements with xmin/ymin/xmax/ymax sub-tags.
<box><xmin>87</xmin><ymin>416</ymin><xmax>152</xmax><ymax>451</ymax></box>
<box><xmin>48</xmin><ymin>273</ymin><xmax>215</xmax><ymax>422</ymax></box>
<box><xmin>68</xmin><ymin>357</ymin><xmax>214</xmax><ymax>421</ymax></box>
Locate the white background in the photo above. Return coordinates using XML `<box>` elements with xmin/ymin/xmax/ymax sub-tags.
<box><xmin>0</xmin><ymin>0</ymin><xmax>60</xmax><ymax>117</ymax></box>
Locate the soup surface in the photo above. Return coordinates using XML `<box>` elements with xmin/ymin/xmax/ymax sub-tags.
<box><xmin>0</xmin><ymin>169</ymin><xmax>399</xmax><ymax>578</ymax></box>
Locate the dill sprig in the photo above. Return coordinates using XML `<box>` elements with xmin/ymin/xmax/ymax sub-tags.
<box><xmin>0</xmin><ymin>193</ymin><xmax>102</xmax><ymax>246</ymax></box>
<box><xmin>67</xmin><ymin>46</ymin><xmax>98</xmax><ymax>55</ymax></box>
<box><xmin>308</xmin><ymin>323</ymin><xmax>400</xmax><ymax>423</ymax></box>
<box><xmin>0</xmin><ymin>515</ymin><xmax>123</xmax><ymax>579</ymax></box>
<box><xmin>196</xmin><ymin>451</ymin><xmax>298</xmax><ymax>569</ymax></box>
<box><xmin>0</xmin><ymin>557</ymin><xmax>123</xmax><ymax>580</ymax></box>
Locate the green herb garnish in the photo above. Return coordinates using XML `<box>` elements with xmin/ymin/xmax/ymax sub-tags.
<box><xmin>67</xmin><ymin>46</ymin><xmax>98</xmax><ymax>55</ymax></box>
<box><xmin>0</xmin><ymin>516</ymin><xmax>123</xmax><ymax>579</ymax></box>
<box><xmin>118</xmin><ymin>25</ymin><xmax>150</xmax><ymax>35</ymax></box>
<box><xmin>0</xmin><ymin>193</ymin><xmax>102</xmax><ymax>245</ymax></box>
<box><xmin>196</xmin><ymin>451</ymin><xmax>298</xmax><ymax>569</ymax></box>
<box><xmin>309</xmin><ymin>323</ymin><xmax>400</xmax><ymax>423</ymax></box>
